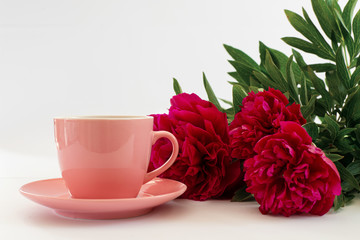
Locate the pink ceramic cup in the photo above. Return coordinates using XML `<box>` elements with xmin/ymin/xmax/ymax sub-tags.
<box><xmin>54</xmin><ymin>116</ymin><xmax>179</xmax><ymax>199</ymax></box>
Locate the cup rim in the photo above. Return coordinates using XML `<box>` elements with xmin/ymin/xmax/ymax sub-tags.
<box><xmin>54</xmin><ymin>115</ymin><xmax>153</xmax><ymax>120</ymax></box>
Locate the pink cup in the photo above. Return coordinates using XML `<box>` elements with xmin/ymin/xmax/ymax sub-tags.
<box><xmin>54</xmin><ymin>116</ymin><xmax>179</xmax><ymax>199</ymax></box>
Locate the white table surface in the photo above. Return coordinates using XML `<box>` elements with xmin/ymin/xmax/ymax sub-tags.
<box><xmin>1</xmin><ymin>149</ymin><xmax>360</xmax><ymax>240</ymax></box>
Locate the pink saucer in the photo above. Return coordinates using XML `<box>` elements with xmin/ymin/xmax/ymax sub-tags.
<box><xmin>20</xmin><ymin>178</ymin><xmax>186</xmax><ymax>220</ymax></box>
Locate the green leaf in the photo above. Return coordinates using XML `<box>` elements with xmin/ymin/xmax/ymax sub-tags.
<box><xmin>325</xmin><ymin>153</ymin><xmax>344</xmax><ymax>162</ymax></box>
<box><xmin>349</xmin><ymin>58</ymin><xmax>358</xmax><ymax>69</ymax></box>
<box><xmin>231</xmin><ymin>186</ymin><xmax>253</xmax><ymax>202</ymax></box>
<box><xmin>353</xmin><ymin>10</ymin><xmax>360</xmax><ymax>54</ymax></box>
<box><xmin>301</xmin><ymin>95</ymin><xmax>317</xmax><ymax>120</ymax></box>
<box><xmin>334</xmin><ymin>12</ymin><xmax>355</xmax><ymax>59</ymax></box>
<box><xmin>347</xmin><ymin>161</ymin><xmax>360</xmax><ymax>176</ymax></box>
<box><xmin>348</xmin><ymin>84</ymin><xmax>360</xmax><ymax>95</ymax></box>
<box><xmin>299</xmin><ymin>72</ymin><xmax>309</xmax><ymax>105</ymax></box>
<box><xmin>283</xmin><ymin>91</ymin><xmax>290</xmax><ymax>100</ymax></box>
<box><xmin>335</xmin><ymin>140</ymin><xmax>355</xmax><ymax>156</ymax></box>
<box><xmin>228</xmin><ymin>81</ymin><xmax>238</xmax><ymax>85</ymax></box>
<box><xmin>323</xmin><ymin>115</ymin><xmax>340</xmax><ymax>140</ymax></box>
<box><xmin>252</xmin><ymin>70</ymin><xmax>281</xmax><ymax>90</ymax></box>
<box><xmin>326</xmin><ymin>0</ymin><xmax>342</xmax><ymax>15</ymax></box>
<box><xmin>249</xmin><ymin>86</ymin><xmax>260</xmax><ymax>93</ymax></box>
<box><xmin>285</xmin><ymin>9</ymin><xmax>313</xmax><ymax>40</ymax></box>
<box><xmin>203</xmin><ymin>72</ymin><xmax>223</xmax><ymax>111</ymax></box>
<box><xmin>224</xmin><ymin>44</ymin><xmax>260</xmax><ymax>70</ymax></box>
<box><xmin>314</xmin><ymin>99</ymin><xmax>327</xmax><ymax>117</ymax></box>
<box><xmin>344</xmin><ymin>194</ymin><xmax>356</xmax><ymax>204</ymax></box>
<box><xmin>285</xmin><ymin>9</ymin><xmax>324</xmax><ymax>47</ymax></box>
<box><xmin>224</xmin><ymin>108</ymin><xmax>235</xmax><ymax>119</ymax></box>
<box><xmin>343</xmin><ymin>0</ymin><xmax>358</xmax><ymax>32</ymax></box>
<box><xmin>220</xmin><ymin>98</ymin><xmax>233</xmax><ymax>106</ymax></box>
<box><xmin>259</xmin><ymin>41</ymin><xmax>267</xmax><ymax>65</ymax></box>
<box><xmin>325</xmin><ymin>70</ymin><xmax>347</xmax><ymax>105</ymax></box>
<box><xmin>324</xmin><ymin>147</ymin><xmax>341</xmax><ymax>153</ymax></box>
<box><xmin>292</xmin><ymin>49</ymin><xmax>308</xmax><ymax>72</ymax></box>
<box><xmin>335</xmin><ymin>161</ymin><xmax>360</xmax><ymax>191</ymax></box>
<box><xmin>350</xmin><ymin>67</ymin><xmax>360</xmax><ymax>86</ymax></box>
<box><xmin>286</xmin><ymin>55</ymin><xmax>300</xmax><ymax>103</ymax></box>
<box><xmin>343</xmin><ymin>28</ymin><xmax>355</xmax><ymax>62</ymax></box>
<box><xmin>311</xmin><ymin>0</ymin><xmax>340</xmax><ymax>41</ymax></box>
<box><xmin>228</xmin><ymin>60</ymin><xmax>254</xmax><ymax>86</ymax></box>
<box><xmin>173</xmin><ymin>78</ymin><xmax>183</xmax><ymax>95</ymax></box>
<box><xmin>343</xmin><ymin>86</ymin><xmax>360</xmax><ymax>126</ymax></box>
<box><xmin>308</xmin><ymin>63</ymin><xmax>336</xmax><ymax>72</ymax></box>
<box><xmin>282</xmin><ymin>37</ymin><xmax>334</xmax><ymax>60</ymax></box>
<box><xmin>302</xmin><ymin>122</ymin><xmax>319</xmax><ymax>141</ymax></box>
<box><xmin>259</xmin><ymin>42</ymin><xmax>302</xmax><ymax>80</ymax></box>
<box><xmin>264</xmin><ymin>50</ymin><xmax>288</xmax><ymax>92</ymax></box>
<box><xmin>334</xmin><ymin>9</ymin><xmax>351</xmax><ymax>34</ymax></box>
<box><xmin>354</xmin><ymin>10</ymin><xmax>360</xmax><ymax>40</ymax></box>
<box><xmin>307</xmin><ymin>66</ymin><xmax>333</xmax><ymax>111</ymax></box>
<box><xmin>355</xmin><ymin>124</ymin><xmax>360</xmax><ymax>144</ymax></box>
<box><xmin>249</xmin><ymin>75</ymin><xmax>262</xmax><ymax>88</ymax></box>
<box><xmin>232</xmin><ymin>84</ymin><xmax>247</xmax><ymax>114</ymax></box>
<box><xmin>292</xmin><ymin>50</ymin><xmax>314</xmax><ymax>102</ymax></box>
<box><xmin>302</xmin><ymin>7</ymin><xmax>335</xmax><ymax>55</ymax></box>
<box><xmin>331</xmin><ymin>31</ymin><xmax>339</xmax><ymax>52</ymax></box>
<box><xmin>337</xmin><ymin>128</ymin><xmax>356</xmax><ymax>139</ymax></box>
<box><xmin>334</xmin><ymin>193</ymin><xmax>344</xmax><ymax>211</ymax></box>
<box><xmin>336</xmin><ymin>46</ymin><xmax>351</xmax><ymax>89</ymax></box>
<box><xmin>228</xmin><ymin>72</ymin><xmax>250</xmax><ymax>90</ymax></box>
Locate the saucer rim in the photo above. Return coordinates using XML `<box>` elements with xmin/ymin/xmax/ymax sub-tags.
<box><xmin>19</xmin><ymin>177</ymin><xmax>187</xmax><ymax>202</ymax></box>
<box><xmin>19</xmin><ymin>177</ymin><xmax>187</xmax><ymax>219</ymax></box>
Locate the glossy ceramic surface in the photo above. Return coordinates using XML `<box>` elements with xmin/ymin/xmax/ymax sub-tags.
<box><xmin>54</xmin><ymin>116</ymin><xmax>179</xmax><ymax>199</ymax></box>
<box><xmin>20</xmin><ymin>178</ymin><xmax>186</xmax><ymax>219</ymax></box>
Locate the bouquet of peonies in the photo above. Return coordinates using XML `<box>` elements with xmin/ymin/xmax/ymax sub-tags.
<box><xmin>149</xmin><ymin>0</ymin><xmax>360</xmax><ymax>216</ymax></box>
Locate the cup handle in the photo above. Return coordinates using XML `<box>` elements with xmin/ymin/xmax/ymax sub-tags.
<box><xmin>143</xmin><ymin>131</ymin><xmax>179</xmax><ymax>183</ymax></box>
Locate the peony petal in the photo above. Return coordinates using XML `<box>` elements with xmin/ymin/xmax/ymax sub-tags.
<box><xmin>279</xmin><ymin>121</ymin><xmax>312</xmax><ymax>145</ymax></box>
<box><xmin>308</xmin><ymin>145</ymin><xmax>340</xmax><ymax>180</ymax></box>
<box><xmin>170</xmin><ymin>93</ymin><xmax>206</xmax><ymax>111</ymax></box>
<box><xmin>286</xmin><ymin>103</ymin><xmax>306</xmax><ymax>125</ymax></box>
<box><xmin>267</xmin><ymin>87</ymin><xmax>289</xmax><ymax>105</ymax></box>
<box><xmin>197</xmin><ymin>105</ymin><xmax>229</xmax><ymax>142</ymax></box>
<box><xmin>243</xmin><ymin>119</ymin><xmax>341</xmax><ymax>216</ymax></box>
<box><xmin>170</xmin><ymin>109</ymin><xmax>204</xmax><ymax>129</ymax></box>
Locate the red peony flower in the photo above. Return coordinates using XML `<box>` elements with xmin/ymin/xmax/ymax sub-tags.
<box><xmin>229</xmin><ymin>88</ymin><xmax>306</xmax><ymax>160</ymax></box>
<box><xmin>244</xmin><ymin>121</ymin><xmax>341</xmax><ymax>216</ymax></box>
<box><xmin>149</xmin><ymin>93</ymin><xmax>242</xmax><ymax>200</ymax></box>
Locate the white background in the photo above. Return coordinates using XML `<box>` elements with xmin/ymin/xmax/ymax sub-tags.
<box><xmin>1</xmin><ymin>2</ymin><xmax>360</xmax><ymax>240</ymax></box>
<box><xmin>0</xmin><ymin>0</ymin><xmax>325</xmax><ymax>158</ymax></box>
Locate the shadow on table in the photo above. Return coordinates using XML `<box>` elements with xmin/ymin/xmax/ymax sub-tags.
<box><xmin>24</xmin><ymin>200</ymin><xmax>189</xmax><ymax>228</ymax></box>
